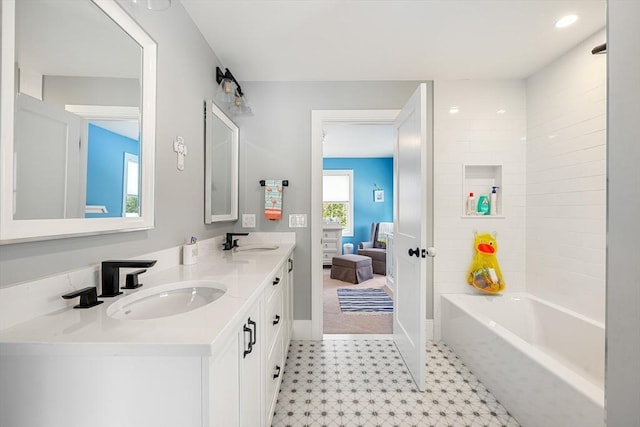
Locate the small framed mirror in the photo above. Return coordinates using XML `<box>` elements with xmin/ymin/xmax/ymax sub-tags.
<box><xmin>0</xmin><ymin>0</ymin><xmax>157</xmax><ymax>243</ymax></box>
<box><xmin>204</xmin><ymin>101</ymin><xmax>239</xmax><ymax>223</ymax></box>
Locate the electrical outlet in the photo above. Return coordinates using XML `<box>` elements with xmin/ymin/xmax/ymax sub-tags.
<box><xmin>242</xmin><ymin>214</ymin><xmax>256</xmax><ymax>228</ymax></box>
<box><xmin>288</xmin><ymin>214</ymin><xmax>307</xmax><ymax>228</ymax></box>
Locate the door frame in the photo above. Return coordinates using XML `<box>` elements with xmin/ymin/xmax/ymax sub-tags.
<box><xmin>311</xmin><ymin>109</ymin><xmax>400</xmax><ymax>340</ymax></box>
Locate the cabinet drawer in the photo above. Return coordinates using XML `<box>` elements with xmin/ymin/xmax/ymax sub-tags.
<box><xmin>323</xmin><ymin>231</ymin><xmax>339</xmax><ymax>239</ymax></box>
<box><xmin>264</xmin><ymin>285</ymin><xmax>283</xmax><ymax>354</ymax></box>
<box><xmin>263</xmin><ymin>271</ymin><xmax>283</xmax><ymax>304</ymax></box>
<box><xmin>265</xmin><ymin>328</ymin><xmax>284</xmax><ymax>425</ymax></box>
<box><xmin>322</xmin><ymin>252</ymin><xmax>335</xmax><ymax>261</ymax></box>
<box><xmin>322</xmin><ymin>241</ymin><xmax>337</xmax><ymax>250</ymax></box>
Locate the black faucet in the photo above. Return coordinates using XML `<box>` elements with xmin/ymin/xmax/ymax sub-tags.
<box><xmin>100</xmin><ymin>260</ymin><xmax>157</xmax><ymax>297</ymax></box>
<box><xmin>223</xmin><ymin>232</ymin><xmax>249</xmax><ymax>250</ymax></box>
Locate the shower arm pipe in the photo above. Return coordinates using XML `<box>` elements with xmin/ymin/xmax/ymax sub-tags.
<box><xmin>591</xmin><ymin>42</ymin><xmax>607</xmax><ymax>55</ymax></box>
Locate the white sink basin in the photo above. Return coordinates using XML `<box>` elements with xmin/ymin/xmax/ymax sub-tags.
<box><xmin>107</xmin><ymin>280</ymin><xmax>226</xmax><ymax>320</ymax></box>
<box><xmin>234</xmin><ymin>244</ymin><xmax>279</xmax><ymax>253</ymax></box>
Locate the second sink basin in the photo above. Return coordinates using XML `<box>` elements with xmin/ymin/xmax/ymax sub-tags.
<box><xmin>107</xmin><ymin>280</ymin><xmax>226</xmax><ymax>320</ymax></box>
<box><xmin>234</xmin><ymin>244</ymin><xmax>279</xmax><ymax>253</ymax></box>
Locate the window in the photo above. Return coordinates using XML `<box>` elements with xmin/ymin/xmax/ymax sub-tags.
<box><xmin>122</xmin><ymin>153</ymin><xmax>140</xmax><ymax>217</ymax></box>
<box><xmin>322</xmin><ymin>169</ymin><xmax>353</xmax><ymax>236</ymax></box>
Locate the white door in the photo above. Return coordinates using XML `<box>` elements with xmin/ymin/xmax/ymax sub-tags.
<box><xmin>14</xmin><ymin>93</ymin><xmax>82</xmax><ymax>219</ymax></box>
<box><xmin>393</xmin><ymin>83</ymin><xmax>433</xmax><ymax>391</ymax></box>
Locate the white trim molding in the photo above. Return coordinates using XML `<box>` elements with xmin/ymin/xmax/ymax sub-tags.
<box><xmin>311</xmin><ymin>109</ymin><xmax>400</xmax><ymax>340</ymax></box>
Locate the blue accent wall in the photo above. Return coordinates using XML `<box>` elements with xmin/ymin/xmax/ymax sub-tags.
<box><xmin>323</xmin><ymin>157</ymin><xmax>393</xmax><ymax>249</ymax></box>
<box><xmin>85</xmin><ymin>124</ymin><xmax>139</xmax><ymax>218</ymax></box>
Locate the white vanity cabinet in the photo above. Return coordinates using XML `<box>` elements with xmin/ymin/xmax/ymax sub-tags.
<box><xmin>0</xmin><ymin>244</ymin><xmax>295</xmax><ymax>427</ymax></box>
<box><xmin>263</xmin><ymin>262</ymin><xmax>287</xmax><ymax>426</ymax></box>
<box><xmin>207</xmin><ymin>254</ymin><xmax>294</xmax><ymax>427</ymax></box>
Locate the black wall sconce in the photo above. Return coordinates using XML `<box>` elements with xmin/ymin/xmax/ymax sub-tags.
<box><xmin>216</xmin><ymin>67</ymin><xmax>252</xmax><ymax>116</ymax></box>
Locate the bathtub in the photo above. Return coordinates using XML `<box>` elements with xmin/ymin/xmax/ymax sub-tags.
<box><xmin>441</xmin><ymin>293</ymin><xmax>604</xmax><ymax>427</ymax></box>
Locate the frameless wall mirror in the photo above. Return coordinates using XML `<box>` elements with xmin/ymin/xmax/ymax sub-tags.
<box><xmin>204</xmin><ymin>101</ymin><xmax>239</xmax><ymax>223</ymax></box>
<box><xmin>0</xmin><ymin>0</ymin><xmax>157</xmax><ymax>243</ymax></box>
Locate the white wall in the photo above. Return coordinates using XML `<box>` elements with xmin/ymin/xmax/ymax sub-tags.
<box><xmin>526</xmin><ymin>30</ymin><xmax>607</xmax><ymax>322</ymax></box>
<box><xmin>433</xmin><ymin>79</ymin><xmax>527</xmax><ymax>338</ymax></box>
<box><xmin>606</xmin><ymin>1</ymin><xmax>640</xmax><ymax>424</ymax></box>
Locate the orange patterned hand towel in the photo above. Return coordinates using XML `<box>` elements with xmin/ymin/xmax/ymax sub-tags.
<box><xmin>264</xmin><ymin>179</ymin><xmax>283</xmax><ymax>220</ymax></box>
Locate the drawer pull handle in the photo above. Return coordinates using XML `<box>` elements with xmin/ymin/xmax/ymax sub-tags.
<box><xmin>243</xmin><ymin>324</ymin><xmax>253</xmax><ymax>358</ymax></box>
<box><xmin>273</xmin><ymin>314</ymin><xmax>281</xmax><ymax>325</ymax></box>
<box><xmin>248</xmin><ymin>317</ymin><xmax>257</xmax><ymax>346</ymax></box>
<box><xmin>272</xmin><ymin>277</ymin><xmax>281</xmax><ymax>286</ymax></box>
<box><xmin>273</xmin><ymin>365</ymin><xmax>281</xmax><ymax>379</ymax></box>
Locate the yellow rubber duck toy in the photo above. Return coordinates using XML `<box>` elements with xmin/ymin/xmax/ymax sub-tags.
<box><xmin>467</xmin><ymin>232</ymin><xmax>506</xmax><ymax>294</ymax></box>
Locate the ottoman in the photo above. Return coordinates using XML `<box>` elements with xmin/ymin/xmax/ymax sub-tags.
<box><xmin>330</xmin><ymin>254</ymin><xmax>373</xmax><ymax>284</ymax></box>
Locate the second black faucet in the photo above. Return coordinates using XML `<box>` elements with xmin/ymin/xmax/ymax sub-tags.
<box><xmin>223</xmin><ymin>233</ymin><xmax>249</xmax><ymax>250</ymax></box>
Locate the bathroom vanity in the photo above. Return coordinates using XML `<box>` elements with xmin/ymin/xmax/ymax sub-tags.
<box><xmin>0</xmin><ymin>236</ymin><xmax>295</xmax><ymax>427</ymax></box>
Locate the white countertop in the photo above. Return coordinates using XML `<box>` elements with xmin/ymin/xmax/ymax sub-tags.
<box><xmin>0</xmin><ymin>242</ymin><xmax>294</xmax><ymax>357</ymax></box>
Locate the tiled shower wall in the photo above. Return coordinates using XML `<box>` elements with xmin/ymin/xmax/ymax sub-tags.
<box><xmin>525</xmin><ymin>30</ymin><xmax>607</xmax><ymax>323</ymax></box>
<box><xmin>433</xmin><ymin>80</ymin><xmax>528</xmax><ymax>338</ymax></box>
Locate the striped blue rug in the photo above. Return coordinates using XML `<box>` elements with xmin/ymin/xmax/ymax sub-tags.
<box><xmin>337</xmin><ymin>288</ymin><xmax>393</xmax><ymax>313</ymax></box>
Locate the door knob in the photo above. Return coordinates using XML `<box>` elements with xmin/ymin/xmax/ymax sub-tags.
<box><xmin>408</xmin><ymin>247</ymin><xmax>420</xmax><ymax>257</ymax></box>
<box><xmin>425</xmin><ymin>247</ymin><xmax>437</xmax><ymax>257</ymax></box>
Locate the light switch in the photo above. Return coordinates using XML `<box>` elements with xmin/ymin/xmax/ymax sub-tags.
<box><xmin>242</xmin><ymin>214</ymin><xmax>256</xmax><ymax>228</ymax></box>
<box><xmin>289</xmin><ymin>214</ymin><xmax>307</xmax><ymax>228</ymax></box>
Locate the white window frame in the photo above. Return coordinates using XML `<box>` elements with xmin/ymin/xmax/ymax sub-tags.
<box><xmin>322</xmin><ymin>169</ymin><xmax>354</xmax><ymax>237</ymax></box>
<box><xmin>122</xmin><ymin>152</ymin><xmax>140</xmax><ymax>217</ymax></box>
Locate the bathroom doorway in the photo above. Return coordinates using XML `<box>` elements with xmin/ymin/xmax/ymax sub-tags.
<box><xmin>321</xmin><ymin>121</ymin><xmax>396</xmax><ymax>335</ymax></box>
<box><xmin>311</xmin><ymin>99</ymin><xmax>435</xmax><ymax>351</ymax></box>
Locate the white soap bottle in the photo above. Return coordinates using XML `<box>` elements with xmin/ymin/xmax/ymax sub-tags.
<box><xmin>490</xmin><ymin>186</ymin><xmax>499</xmax><ymax>215</ymax></box>
<box><xmin>466</xmin><ymin>192</ymin><xmax>476</xmax><ymax>215</ymax></box>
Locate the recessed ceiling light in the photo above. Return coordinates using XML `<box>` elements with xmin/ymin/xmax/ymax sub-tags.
<box><xmin>449</xmin><ymin>106</ymin><xmax>460</xmax><ymax>114</ymax></box>
<box><xmin>555</xmin><ymin>14</ymin><xmax>578</xmax><ymax>28</ymax></box>
<box><xmin>496</xmin><ymin>109</ymin><xmax>507</xmax><ymax>114</ymax></box>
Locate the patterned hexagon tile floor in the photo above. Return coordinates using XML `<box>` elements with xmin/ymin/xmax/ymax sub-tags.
<box><xmin>272</xmin><ymin>340</ymin><xmax>520</xmax><ymax>427</ymax></box>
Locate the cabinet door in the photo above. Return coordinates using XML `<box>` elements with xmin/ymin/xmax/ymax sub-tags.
<box><xmin>239</xmin><ymin>301</ymin><xmax>263</xmax><ymax>427</ymax></box>
<box><xmin>208</xmin><ymin>333</ymin><xmax>240</xmax><ymax>426</ymax></box>
<box><xmin>285</xmin><ymin>256</ymin><xmax>294</xmax><ymax>346</ymax></box>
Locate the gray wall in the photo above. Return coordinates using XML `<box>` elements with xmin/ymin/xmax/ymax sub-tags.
<box><xmin>605</xmin><ymin>0</ymin><xmax>640</xmax><ymax>425</ymax></box>
<box><xmin>0</xmin><ymin>1</ymin><xmax>231</xmax><ymax>286</ymax></box>
<box><xmin>232</xmin><ymin>81</ymin><xmax>420</xmax><ymax>319</ymax></box>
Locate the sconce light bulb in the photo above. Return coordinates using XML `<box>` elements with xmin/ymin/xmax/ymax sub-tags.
<box><xmin>234</xmin><ymin>96</ymin><xmax>243</xmax><ymax>107</ymax></box>
<box><xmin>222</xmin><ymin>80</ymin><xmax>234</xmax><ymax>94</ymax></box>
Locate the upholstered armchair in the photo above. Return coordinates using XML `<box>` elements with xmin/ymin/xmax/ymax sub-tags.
<box><xmin>357</xmin><ymin>222</ymin><xmax>392</xmax><ymax>275</ymax></box>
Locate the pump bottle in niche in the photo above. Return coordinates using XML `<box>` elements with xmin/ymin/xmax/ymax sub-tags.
<box><xmin>490</xmin><ymin>186</ymin><xmax>499</xmax><ymax>215</ymax></box>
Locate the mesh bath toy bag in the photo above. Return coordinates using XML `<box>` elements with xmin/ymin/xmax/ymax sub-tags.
<box><xmin>467</xmin><ymin>232</ymin><xmax>506</xmax><ymax>294</ymax></box>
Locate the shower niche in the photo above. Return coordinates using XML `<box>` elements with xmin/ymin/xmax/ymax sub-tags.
<box><xmin>462</xmin><ymin>164</ymin><xmax>503</xmax><ymax>218</ymax></box>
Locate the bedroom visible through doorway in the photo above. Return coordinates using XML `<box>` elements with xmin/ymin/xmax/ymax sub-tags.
<box><xmin>321</xmin><ymin>121</ymin><xmax>395</xmax><ymax>335</ymax></box>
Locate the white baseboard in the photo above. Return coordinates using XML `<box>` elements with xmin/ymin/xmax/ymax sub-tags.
<box><xmin>294</xmin><ymin>320</ymin><xmax>434</xmax><ymax>341</ymax></box>
<box><xmin>292</xmin><ymin>320</ymin><xmax>313</xmax><ymax>340</ymax></box>
<box><xmin>426</xmin><ymin>319</ymin><xmax>434</xmax><ymax>341</ymax></box>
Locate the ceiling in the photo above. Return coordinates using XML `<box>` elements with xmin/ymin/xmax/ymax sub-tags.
<box><xmin>181</xmin><ymin>0</ymin><xmax>606</xmax><ymax>82</ymax></box>
<box><xmin>181</xmin><ymin>0</ymin><xmax>605</xmax><ymax>158</ymax></box>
